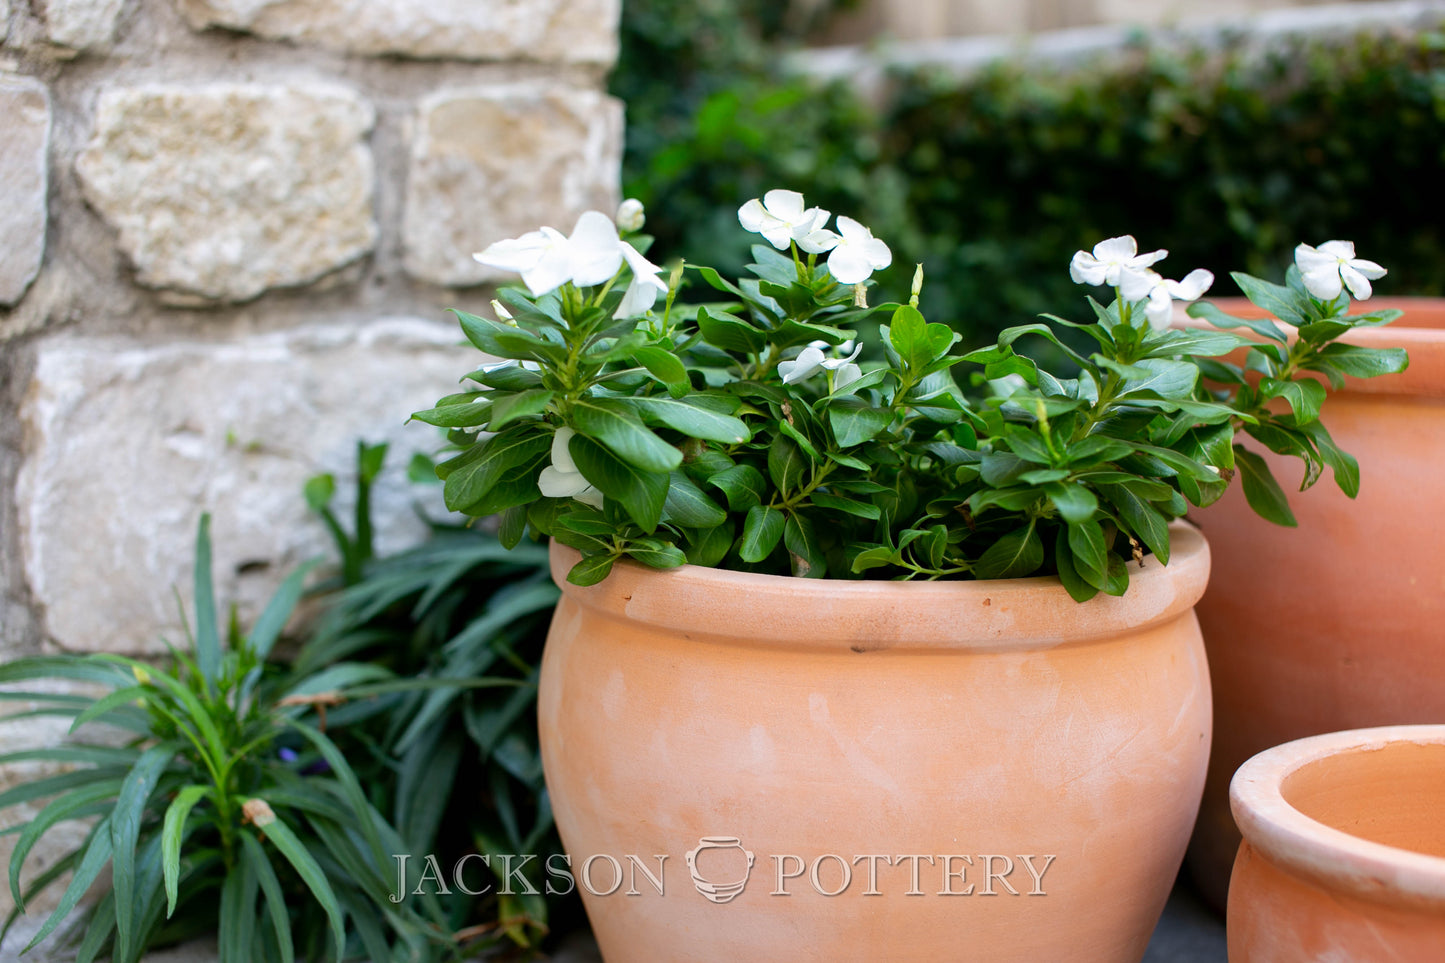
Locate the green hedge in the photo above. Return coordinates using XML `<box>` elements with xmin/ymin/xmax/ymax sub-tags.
<box><xmin>614</xmin><ymin>7</ymin><xmax>1445</xmax><ymax>345</ymax></box>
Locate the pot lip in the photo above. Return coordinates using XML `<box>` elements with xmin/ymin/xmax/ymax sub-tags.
<box><xmin>1230</xmin><ymin>725</ymin><xmax>1445</xmax><ymax>909</ymax></box>
<box><xmin>548</xmin><ymin>521</ymin><xmax>1209</xmax><ymax>652</ymax></box>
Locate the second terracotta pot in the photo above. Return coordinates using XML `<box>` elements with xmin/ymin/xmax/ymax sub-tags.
<box><xmin>1186</xmin><ymin>298</ymin><xmax>1445</xmax><ymax>909</ymax></box>
<box><xmin>1229</xmin><ymin>725</ymin><xmax>1445</xmax><ymax>960</ymax></box>
<box><xmin>538</xmin><ymin>525</ymin><xmax>1212</xmax><ymax>961</ymax></box>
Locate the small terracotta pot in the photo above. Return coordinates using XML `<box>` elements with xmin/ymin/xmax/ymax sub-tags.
<box><xmin>1184</xmin><ymin>298</ymin><xmax>1445</xmax><ymax>909</ymax></box>
<box><xmin>538</xmin><ymin>525</ymin><xmax>1212</xmax><ymax>962</ymax></box>
<box><xmin>1228</xmin><ymin>725</ymin><xmax>1445</xmax><ymax>960</ymax></box>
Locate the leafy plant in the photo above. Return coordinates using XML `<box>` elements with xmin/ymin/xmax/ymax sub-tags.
<box><xmin>0</xmin><ymin>517</ymin><xmax>460</xmax><ymax>962</ymax></box>
<box><xmin>416</xmin><ymin>192</ymin><xmax>1406</xmax><ymax>597</ymax></box>
<box><xmin>299</xmin><ymin>444</ymin><xmax>566</xmax><ymax>950</ymax></box>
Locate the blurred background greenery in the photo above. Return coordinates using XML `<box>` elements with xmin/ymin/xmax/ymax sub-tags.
<box><xmin>613</xmin><ymin>1</ymin><xmax>1445</xmax><ymax>347</ymax></box>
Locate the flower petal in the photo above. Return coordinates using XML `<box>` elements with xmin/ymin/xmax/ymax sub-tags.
<box><xmin>738</xmin><ymin>198</ymin><xmax>771</xmax><ymax>233</ymax></box>
<box><xmin>1293</xmin><ymin>242</ymin><xmax>1335</xmax><ymax>275</ymax></box>
<box><xmin>1300</xmin><ymin>265</ymin><xmax>1343</xmax><ymax>300</ymax></box>
<box><xmin>1144</xmin><ymin>288</ymin><xmax>1174</xmax><ymax>330</ymax></box>
<box><xmin>574</xmin><ymin>486</ymin><xmax>605</xmax><ymax>510</ymax></box>
<box><xmin>797</xmin><ymin>228</ymin><xmax>839</xmax><ymax>255</ymax></box>
<box><xmin>1318</xmin><ymin>240</ymin><xmax>1356</xmax><ymax>260</ymax></box>
<box><xmin>763</xmin><ymin>189</ymin><xmax>806</xmax><ymax>222</ymax></box>
<box><xmin>539</xmin><ymin>466</ymin><xmax>590</xmax><ymax>499</ymax></box>
<box><xmin>1092</xmin><ymin>236</ymin><xmax>1138</xmax><ymax>262</ymax></box>
<box><xmin>1166</xmin><ymin>268</ymin><xmax>1214</xmax><ymax>301</ymax></box>
<box><xmin>1118</xmin><ymin>267</ymin><xmax>1159</xmax><ymax>303</ymax></box>
<box><xmin>779</xmin><ymin>346</ymin><xmax>825</xmax><ymax>384</ymax></box>
<box><xmin>567</xmin><ymin>211</ymin><xmax>624</xmax><ymax>287</ymax></box>
<box><xmin>551</xmin><ymin>427</ymin><xmax>579</xmax><ymax>475</ymax></box>
<box><xmin>1069</xmin><ymin>251</ymin><xmax>1106</xmax><ymax>285</ymax></box>
<box><xmin>1340</xmin><ymin>263</ymin><xmax>1374</xmax><ymax>301</ymax></box>
<box><xmin>827</xmin><ymin>244</ymin><xmax>875</xmax><ymax>284</ymax></box>
<box><xmin>1350</xmin><ymin>258</ymin><xmax>1387</xmax><ymax>281</ymax></box>
<box><xmin>832</xmin><ymin>362</ymin><xmax>863</xmax><ymax>392</ymax></box>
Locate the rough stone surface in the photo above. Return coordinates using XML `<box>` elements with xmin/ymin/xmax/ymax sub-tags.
<box><xmin>17</xmin><ymin>318</ymin><xmax>473</xmax><ymax>655</ymax></box>
<box><xmin>75</xmin><ymin>84</ymin><xmax>377</xmax><ymax>304</ymax></box>
<box><xmin>403</xmin><ymin>84</ymin><xmax>624</xmax><ymax>287</ymax></box>
<box><xmin>176</xmin><ymin>0</ymin><xmax>619</xmax><ymax>65</ymax></box>
<box><xmin>1</xmin><ymin>0</ymin><xmax>11</xmax><ymax>41</ymax></box>
<box><xmin>41</xmin><ymin>0</ymin><xmax>126</xmax><ymax>49</ymax></box>
<box><xmin>0</xmin><ymin>75</ymin><xmax>50</xmax><ymax>307</ymax></box>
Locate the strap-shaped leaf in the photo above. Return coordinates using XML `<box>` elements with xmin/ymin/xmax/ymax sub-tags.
<box><xmin>161</xmin><ymin>785</ymin><xmax>211</xmax><ymax>917</ymax></box>
<box><xmin>241</xmin><ymin>830</ymin><xmax>295</xmax><ymax>963</ymax></box>
<box><xmin>192</xmin><ymin>514</ymin><xmax>221</xmax><ymax>692</ymax></box>
<box><xmin>111</xmin><ymin>744</ymin><xmax>177</xmax><ymax>960</ymax></box>
<box><xmin>254</xmin><ymin>808</ymin><xmax>347</xmax><ymax>962</ymax></box>
<box><xmin>23</xmin><ymin>816</ymin><xmax>113</xmax><ymax>952</ymax></box>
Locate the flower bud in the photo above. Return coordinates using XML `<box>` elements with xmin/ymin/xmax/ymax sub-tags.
<box><xmin>616</xmin><ymin>198</ymin><xmax>646</xmax><ymax>233</ymax></box>
<box><xmin>911</xmin><ymin>264</ymin><xmax>925</xmax><ymax>307</ymax></box>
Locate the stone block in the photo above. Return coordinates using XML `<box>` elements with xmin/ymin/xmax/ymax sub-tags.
<box><xmin>41</xmin><ymin>0</ymin><xmax>126</xmax><ymax>50</ymax></box>
<box><xmin>403</xmin><ymin>84</ymin><xmax>623</xmax><ymax>288</ymax></box>
<box><xmin>16</xmin><ymin>318</ymin><xmax>472</xmax><ymax>655</ymax></box>
<box><xmin>74</xmin><ymin>84</ymin><xmax>376</xmax><ymax>304</ymax></box>
<box><xmin>0</xmin><ymin>74</ymin><xmax>49</xmax><ymax>307</ymax></box>
<box><xmin>175</xmin><ymin>0</ymin><xmax>619</xmax><ymax>65</ymax></box>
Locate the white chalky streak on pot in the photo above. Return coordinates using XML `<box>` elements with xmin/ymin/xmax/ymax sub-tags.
<box><xmin>808</xmin><ymin>692</ymin><xmax>901</xmax><ymax>796</ymax></box>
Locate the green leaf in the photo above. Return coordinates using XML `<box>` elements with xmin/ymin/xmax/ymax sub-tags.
<box><xmin>574</xmin><ymin>397</ymin><xmax>683</xmax><ymax>473</ymax></box>
<box><xmin>767</xmin><ymin>434</ymin><xmax>808</xmax><ymax>495</ymax></box>
<box><xmin>783</xmin><ymin>514</ymin><xmax>826</xmax><ymax>577</ymax></box>
<box><xmin>219</xmin><ymin>831</ymin><xmax>259</xmax><ymax>963</ymax></box>
<box><xmin>249</xmin><ymin>559</ymin><xmax>318</xmax><ymax>662</ymax></box>
<box><xmin>570</xmin><ymin>435</ymin><xmax>668</xmax><ymax>532</ymax></box>
<box><xmin>1068</xmin><ymin>519</ymin><xmax>1109</xmax><ymax>590</ymax></box>
<box><xmin>633</xmin><ymin>396</ymin><xmax>751</xmax><ymax>444</ymax></box>
<box><xmin>828</xmin><ymin>397</ymin><xmax>892</xmax><ymax>448</ymax></box>
<box><xmin>1118</xmin><ymin>358</ymin><xmax>1199</xmax><ymax>399</ymax></box>
<box><xmin>706</xmin><ymin>463</ymin><xmax>767</xmax><ymax>512</ymax></box>
<box><xmin>1234</xmin><ymin>446</ymin><xmax>1298</xmax><ymax>527</ymax></box>
<box><xmin>1139</xmin><ymin>327</ymin><xmax>1253</xmax><ymax>359</ymax></box>
<box><xmin>809</xmin><ymin>491</ymin><xmax>881</xmax><ymax>520</ymax></box>
<box><xmin>888</xmin><ymin>305</ymin><xmax>932</xmax><ymax>371</ymax></box>
<box><xmin>410</xmin><ymin>396</ymin><xmax>491</xmax><ymax>428</ymax></box>
<box><xmin>696</xmin><ymin>307</ymin><xmax>766</xmax><ymax>354</ymax></box>
<box><xmin>302</xmin><ymin>474</ymin><xmax>335</xmax><ymax>512</ymax></box>
<box><xmin>567</xmin><ymin>553</ymin><xmax>617</xmax><ymax>586</ymax></box>
<box><xmin>1045</xmin><ymin>483</ymin><xmax>1098</xmax><ymax>524</ymax></box>
<box><xmin>1104</xmin><ymin>553</ymin><xmax>1131</xmax><ymax>597</ymax></box>
<box><xmin>1187</xmin><ymin>300</ymin><xmax>1287</xmax><ymax>343</ymax></box>
<box><xmin>161</xmin><ymin>785</ymin><xmax>210</xmax><ymax>918</ymax></box>
<box><xmin>1300</xmin><ymin>421</ymin><xmax>1360</xmax><ymax>498</ymax></box>
<box><xmin>1102</xmin><ymin>485</ymin><xmax>1171</xmax><ymax>564</ymax></box>
<box><xmin>663</xmin><ymin>471</ymin><xmax>728</xmax><ymax>528</ymax></box>
<box><xmin>739</xmin><ymin>505</ymin><xmax>785</xmax><ymax>563</ymax></box>
<box><xmin>111</xmin><ymin>744</ymin><xmax>176</xmax><ymax>961</ymax></box>
<box><xmin>192</xmin><ymin>514</ymin><xmax>220</xmax><ymax>692</ymax></box>
<box><xmin>1230</xmin><ymin>273</ymin><xmax>1308</xmax><ymax>326</ymax></box>
<box><xmin>683</xmin><ymin>522</ymin><xmax>735</xmax><ymax>568</ymax></box>
<box><xmin>627</xmin><ymin>538</ymin><xmax>688</xmax><ymax>569</ymax></box>
<box><xmin>1054</xmin><ymin>527</ymin><xmax>1098</xmax><ymax>603</ymax></box>
<box><xmin>1260</xmin><ymin>377</ymin><xmax>1327</xmax><ymax>425</ymax></box>
<box><xmin>1310</xmin><ymin>344</ymin><xmax>1410</xmax><ymax>379</ymax></box>
<box><xmin>283</xmin><ymin>719</ymin><xmax>387</xmax><ymax>870</ymax></box>
<box><xmin>24</xmin><ymin>817</ymin><xmax>113</xmax><ymax>952</ymax></box>
<box><xmin>441</xmin><ymin>427</ymin><xmax>551</xmax><ymax>514</ymax></box>
<box><xmin>973</xmin><ymin>523</ymin><xmax>1043</xmax><ymax>579</ymax></box>
<box><xmin>488</xmin><ymin>389</ymin><xmax>556</xmax><ymax>430</ymax></box>
<box><xmin>255</xmin><ymin>810</ymin><xmax>346</xmax><ymax>963</ymax></box>
<box><xmin>632</xmin><ymin>346</ymin><xmax>688</xmax><ymax>386</ymax></box>
<box><xmin>241</xmin><ymin>832</ymin><xmax>295</xmax><ymax>963</ymax></box>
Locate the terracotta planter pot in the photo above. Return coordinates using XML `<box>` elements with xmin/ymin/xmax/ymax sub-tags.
<box><xmin>538</xmin><ymin>524</ymin><xmax>1212</xmax><ymax>961</ymax></box>
<box><xmin>1185</xmin><ymin>298</ymin><xmax>1445</xmax><ymax>910</ymax></box>
<box><xmin>1228</xmin><ymin>725</ymin><xmax>1445</xmax><ymax>960</ymax></box>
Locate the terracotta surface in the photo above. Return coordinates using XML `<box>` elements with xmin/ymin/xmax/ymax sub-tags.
<box><xmin>1228</xmin><ymin>725</ymin><xmax>1445</xmax><ymax>960</ymax></box>
<box><xmin>1184</xmin><ymin>298</ymin><xmax>1445</xmax><ymax>909</ymax></box>
<box><xmin>538</xmin><ymin>525</ymin><xmax>1213</xmax><ymax>962</ymax></box>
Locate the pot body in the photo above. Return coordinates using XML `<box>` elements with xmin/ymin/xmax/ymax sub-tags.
<box><xmin>1228</xmin><ymin>726</ymin><xmax>1445</xmax><ymax>960</ymax></box>
<box><xmin>1187</xmin><ymin>298</ymin><xmax>1445</xmax><ymax>909</ymax></box>
<box><xmin>538</xmin><ymin>526</ymin><xmax>1212</xmax><ymax>962</ymax></box>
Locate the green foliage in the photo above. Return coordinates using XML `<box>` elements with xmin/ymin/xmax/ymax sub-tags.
<box><xmin>422</xmin><ymin>194</ymin><xmax>1406</xmax><ymax>597</ymax></box>
<box><xmin>613</xmin><ymin>10</ymin><xmax>1445</xmax><ymax>341</ymax></box>
<box><xmin>0</xmin><ymin>516</ymin><xmax>459</xmax><ymax>962</ymax></box>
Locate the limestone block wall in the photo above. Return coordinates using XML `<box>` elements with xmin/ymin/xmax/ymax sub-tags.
<box><xmin>1</xmin><ymin>0</ymin><xmax>620</xmax><ymax>925</ymax></box>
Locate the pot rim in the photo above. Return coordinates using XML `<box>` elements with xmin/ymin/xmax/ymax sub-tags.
<box><xmin>1230</xmin><ymin>724</ymin><xmax>1445</xmax><ymax>910</ymax></box>
<box><xmin>548</xmin><ymin>521</ymin><xmax>1209</xmax><ymax>652</ymax></box>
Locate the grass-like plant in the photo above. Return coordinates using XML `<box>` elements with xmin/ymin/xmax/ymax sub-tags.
<box><xmin>0</xmin><ymin>516</ymin><xmax>462</xmax><ymax>962</ymax></box>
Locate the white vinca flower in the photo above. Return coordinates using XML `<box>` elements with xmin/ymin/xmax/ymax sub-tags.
<box><xmin>738</xmin><ymin>189</ymin><xmax>834</xmax><ymax>252</ymax></box>
<box><xmin>537</xmin><ymin>428</ymin><xmax>604</xmax><ymax>509</ymax></box>
<box><xmin>1120</xmin><ymin>267</ymin><xmax>1215</xmax><ymax>330</ymax></box>
<box><xmin>778</xmin><ymin>339</ymin><xmax>863</xmax><ymax>385</ymax></box>
<box><xmin>1294</xmin><ymin>240</ymin><xmax>1386</xmax><ymax>301</ymax></box>
<box><xmin>474</xmin><ymin>211</ymin><xmax>667</xmax><ymax>319</ymax></box>
<box><xmin>825</xmin><ymin>217</ymin><xmax>892</xmax><ymax>285</ymax></box>
<box><xmin>1070</xmin><ymin>236</ymin><xmax>1168</xmax><ymax>287</ymax></box>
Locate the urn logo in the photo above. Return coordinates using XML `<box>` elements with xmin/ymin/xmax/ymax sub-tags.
<box><xmin>685</xmin><ymin>836</ymin><xmax>755</xmax><ymax>903</ymax></box>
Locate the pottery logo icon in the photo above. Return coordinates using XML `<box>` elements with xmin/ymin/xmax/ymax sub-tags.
<box><xmin>685</xmin><ymin>836</ymin><xmax>755</xmax><ymax>903</ymax></box>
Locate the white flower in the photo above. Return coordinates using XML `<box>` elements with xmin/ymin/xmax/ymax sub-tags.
<box><xmin>1120</xmin><ymin>267</ymin><xmax>1215</xmax><ymax>330</ymax></box>
<box><xmin>738</xmin><ymin>190</ymin><xmax>833</xmax><ymax>252</ymax></box>
<box><xmin>825</xmin><ymin>217</ymin><xmax>892</xmax><ymax>285</ymax></box>
<box><xmin>1295</xmin><ymin>240</ymin><xmax>1386</xmax><ymax>301</ymax></box>
<box><xmin>537</xmin><ymin>428</ymin><xmax>604</xmax><ymax>509</ymax></box>
<box><xmin>1070</xmin><ymin>236</ymin><xmax>1168</xmax><ymax>287</ymax></box>
<box><xmin>615</xmin><ymin>198</ymin><xmax>646</xmax><ymax>233</ymax></box>
<box><xmin>614</xmin><ymin>243</ymin><xmax>669</xmax><ymax>320</ymax></box>
<box><xmin>831</xmin><ymin>362</ymin><xmax>863</xmax><ymax>393</ymax></box>
<box><xmin>778</xmin><ymin>339</ymin><xmax>863</xmax><ymax>385</ymax></box>
<box><xmin>475</xmin><ymin>226</ymin><xmax>573</xmax><ymax>297</ymax></box>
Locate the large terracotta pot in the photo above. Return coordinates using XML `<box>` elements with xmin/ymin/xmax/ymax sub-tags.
<box><xmin>538</xmin><ymin>525</ymin><xmax>1213</xmax><ymax>961</ymax></box>
<box><xmin>1186</xmin><ymin>298</ymin><xmax>1445</xmax><ymax>909</ymax></box>
<box><xmin>1228</xmin><ymin>725</ymin><xmax>1445</xmax><ymax>960</ymax></box>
